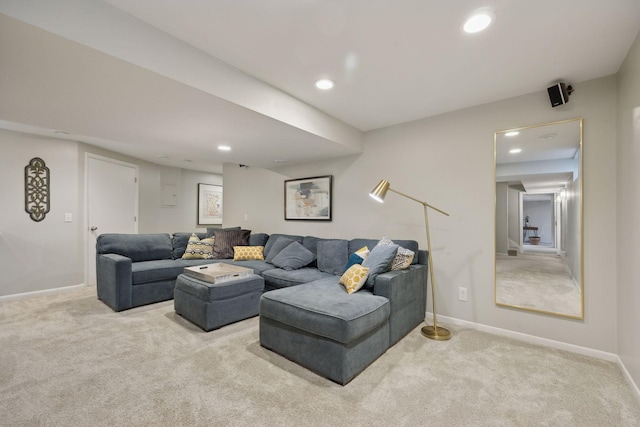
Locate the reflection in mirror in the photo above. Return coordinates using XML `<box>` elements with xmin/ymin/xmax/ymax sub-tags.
<box><xmin>494</xmin><ymin>118</ymin><xmax>583</xmax><ymax>319</ymax></box>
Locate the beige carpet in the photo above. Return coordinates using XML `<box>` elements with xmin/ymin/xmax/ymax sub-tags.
<box><xmin>1</xmin><ymin>286</ymin><xmax>638</xmax><ymax>426</ymax></box>
<box><xmin>496</xmin><ymin>253</ymin><xmax>581</xmax><ymax>317</ymax></box>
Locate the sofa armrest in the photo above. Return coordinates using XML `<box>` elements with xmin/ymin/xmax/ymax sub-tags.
<box><xmin>373</xmin><ymin>264</ymin><xmax>428</xmax><ymax>345</ymax></box>
<box><xmin>96</xmin><ymin>253</ymin><xmax>133</xmax><ymax>312</ymax></box>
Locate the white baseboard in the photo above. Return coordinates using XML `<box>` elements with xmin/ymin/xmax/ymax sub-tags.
<box><xmin>616</xmin><ymin>355</ymin><xmax>640</xmax><ymax>404</ymax></box>
<box><xmin>0</xmin><ymin>283</ymin><xmax>87</xmax><ymax>303</ymax></box>
<box><xmin>429</xmin><ymin>313</ymin><xmax>640</xmax><ymax>403</ymax></box>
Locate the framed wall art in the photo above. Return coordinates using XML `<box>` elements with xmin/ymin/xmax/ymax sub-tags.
<box><xmin>197</xmin><ymin>183</ymin><xmax>223</xmax><ymax>226</ymax></box>
<box><xmin>284</xmin><ymin>175</ymin><xmax>332</xmax><ymax>221</ymax></box>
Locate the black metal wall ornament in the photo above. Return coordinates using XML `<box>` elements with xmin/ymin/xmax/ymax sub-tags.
<box><xmin>25</xmin><ymin>157</ymin><xmax>50</xmax><ymax>222</ymax></box>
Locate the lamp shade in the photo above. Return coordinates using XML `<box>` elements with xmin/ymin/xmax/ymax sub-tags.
<box><xmin>369</xmin><ymin>180</ymin><xmax>390</xmax><ymax>203</ymax></box>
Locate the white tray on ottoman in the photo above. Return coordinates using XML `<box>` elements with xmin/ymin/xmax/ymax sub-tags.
<box><xmin>182</xmin><ymin>263</ymin><xmax>253</xmax><ymax>284</ymax></box>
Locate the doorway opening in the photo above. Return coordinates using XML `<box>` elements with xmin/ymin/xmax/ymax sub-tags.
<box><xmin>522</xmin><ymin>193</ymin><xmax>558</xmax><ymax>254</ymax></box>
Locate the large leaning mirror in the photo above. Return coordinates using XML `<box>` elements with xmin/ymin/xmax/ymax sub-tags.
<box><xmin>494</xmin><ymin>118</ymin><xmax>583</xmax><ymax>319</ymax></box>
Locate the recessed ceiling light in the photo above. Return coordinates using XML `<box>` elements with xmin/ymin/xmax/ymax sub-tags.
<box><xmin>218</xmin><ymin>145</ymin><xmax>231</xmax><ymax>151</ymax></box>
<box><xmin>273</xmin><ymin>159</ymin><xmax>287</xmax><ymax>163</ymax></box>
<box><xmin>509</xmin><ymin>148</ymin><xmax>522</xmax><ymax>154</ymax></box>
<box><xmin>539</xmin><ymin>133</ymin><xmax>558</xmax><ymax>139</ymax></box>
<box><xmin>505</xmin><ymin>131</ymin><xmax>520</xmax><ymax>137</ymax></box>
<box><xmin>463</xmin><ymin>9</ymin><xmax>495</xmax><ymax>33</ymax></box>
<box><xmin>315</xmin><ymin>79</ymin><xmax>335</xmax><ymax>90</ymax></box>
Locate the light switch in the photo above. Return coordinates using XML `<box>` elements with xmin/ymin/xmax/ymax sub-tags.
<box><xmin>65</xmin><ymin>213</ymin><xmax>72</xmax><ymax>222</ymax></box>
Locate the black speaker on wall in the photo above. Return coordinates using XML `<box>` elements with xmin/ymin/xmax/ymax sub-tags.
<box><xmin>547</xmin><ymin>83</ymin><xmax>573</xmax><ymax>107</ymax></box>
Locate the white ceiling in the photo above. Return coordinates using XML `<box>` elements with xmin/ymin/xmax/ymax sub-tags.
<box><xmin>1</xmin><ymin>0</ymin><xmax>639</xmax><ymax>173</ymax></box>
<box><xmin>496</xmin><ymin>120</ymin><xmax>581</xmax><ymax>193</ymax></box>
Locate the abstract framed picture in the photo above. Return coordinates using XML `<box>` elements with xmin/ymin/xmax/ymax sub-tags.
<box><xmin>284</xmin><ymin>175</ymin><xmax>332</xmax><ymax>221</ymax></box>
<box><xmin>197</xmin><ymin>183</ymin><xmax>223</xmax><ymax>226</ymax></box>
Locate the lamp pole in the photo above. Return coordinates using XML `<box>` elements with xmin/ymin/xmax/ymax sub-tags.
<box><xmin>386</xmin><ymin>187</ymin><xmax>450</xmax><ymax>340</ymax></box>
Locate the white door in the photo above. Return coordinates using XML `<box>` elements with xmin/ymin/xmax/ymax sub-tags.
<box><xmin>85</xmin><ymin>154</ymin><xmax>138</xmax><ymax>286</ymax></box>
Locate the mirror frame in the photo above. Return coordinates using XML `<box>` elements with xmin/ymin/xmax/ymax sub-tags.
<box><xmin>494</xmin><ymin>118</ymin><xmax>584</xmax><ymax>320</ymax></box>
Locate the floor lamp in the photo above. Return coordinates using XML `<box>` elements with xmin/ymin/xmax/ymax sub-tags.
<box><xmin>369</xmin><ymin>179</ymin><xmax>451</xmax><ymax>341</ymax></box>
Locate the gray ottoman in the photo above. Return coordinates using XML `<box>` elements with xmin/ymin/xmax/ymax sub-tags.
<box><xmin>174</xmin><ymin>273</ymin><xmax>264</xmax><ymax>331</ymax></box>
<box><xmin>259</xmin><ymin>278</ymin><xmax>390</xmax><ymax>385</ymax></box>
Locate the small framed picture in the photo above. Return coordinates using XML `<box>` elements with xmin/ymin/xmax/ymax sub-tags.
<box><xmin>284</xmin><ymin>175</ymin><xmax>332</xmax><ymax>221</ymax></box>
<box><xmin>197</xmin><ymin>183</ymin><xmax>223</xmax><ymax>226</ymax></box>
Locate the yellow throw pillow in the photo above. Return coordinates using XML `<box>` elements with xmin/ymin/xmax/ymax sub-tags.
<box><xmin>182</xmin><ymin>233</ymin><xmax>215</xmax><ymax>259</ymax></box>
<box><xmin>339</xmin><ymin>264</ymin><xmax>370</xmax><ymax>294</ymax></box>
<box><xmin>355</xmin><ymin>246</ymin><xmax>370</xmax><ymax>260</ymax></box>
<box><xmin>233</xmin><ymin>246</ymin><xmax>265</xmax><ymax>261</ymax></box>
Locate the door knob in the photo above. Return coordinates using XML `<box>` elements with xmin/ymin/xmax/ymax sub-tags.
<box><xmin>90</xmin><ymin>226</ymin><xmax>98</xmax><ymax>231</ymax></box>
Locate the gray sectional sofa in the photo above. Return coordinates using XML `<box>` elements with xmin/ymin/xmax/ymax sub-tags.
<box><xmin>96</xmin><ymin>231</ymin><xmax>429</xmax><ymax>384</ymax></box>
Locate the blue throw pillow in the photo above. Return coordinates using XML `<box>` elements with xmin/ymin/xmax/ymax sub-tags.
<box><xmin>344</xmin><ymin>253</ymin><xmax>364</xmax><ymax>272</ymax></box>
<box><xmin>271</xmin><ymin>241</ymin><xmax>316</xmax><ymax>271</ymax></box>
<box><xmin>362</xmin><ymin>243</ymin><xmax>399</xmax><ymax>288</ymax></box>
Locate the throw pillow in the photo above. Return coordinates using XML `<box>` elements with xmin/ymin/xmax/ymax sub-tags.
<box><xmin>344</xmin><ymin>253</ymin><xmax>365</xmax><ymax>272</ymax></box>
<box><xmin>182</xmin><ymin>233</ymin><xmax>215</xmax><ymax>259</ymax></box>
<box><xmin>362</xmin><ymin>243</ymin><xmax>398</xmax><ymax>288</ymax></box>
<box><xmin>233</xmin><ymin>246</ymin><xmax>264</xmax><ymax>261</ymax></box>
<box><xmin>391</xmin><ymin>246</ymin><xmax>415</xmax><ymax>270</ymax></box>
<box><xmin>271</xmin><ymin>241</ymin><xmax>315</xmax><ymax>271</ymax></box>
<box><xmin>212</xmin><ymin>228</ymin><xmax>251</xmax><ymax>259</ymax></box>
<box><xmin>264</xmin><ymin>237</ymin><xmax>295</xmax><ymax>264</ymax></box>
<box><xmin>206</xmin><ymin>226</ymin><xmax>241</xmax><ymax>238</ymax></box>
<box><xmin>355</xmin><ymin>246</ymin><xmax>370</xmax><ymax>260</ymax></box>
<box><xmin>339</xmin><ymin>265</ymin><xmax>370</xmax><ymax>294</ymax></box>
<box><xmin>317</xmin><ymin>239</ymin><xmax>349</xmax><ymax>275</ymax></box>
<box><xmin>376</xmin><ymin>237</ymin><xmax>415</xmax><ymax>271</ymax></box>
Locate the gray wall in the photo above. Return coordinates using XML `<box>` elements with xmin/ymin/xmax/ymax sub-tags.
<box><xmin>616</xmin><ymin>29</ymin><xmax>640</xmax><ymax>390</ymax></box>
<box><xmin>495</xmin><ymin>183</ymin><xmax>508</xmax><ymax>254</ymax></box>
<box><xmin>224</xmin><ymin>75</ymin><xmax>618</xmax><ymax>353</ymax></box>
<box><xmin>0</xmin><ymin>130</ymin><xmax>83</xmax><ymax>295</ymax></box>
<box><xmin>507</xmin><ymin>186</ymin><xmax>520</xmax><ymax>246</ymax></box>
<box><xmin>0</xmin><ymin>131</ymin><xmax>221</xmax><ymax>297</ymax></box>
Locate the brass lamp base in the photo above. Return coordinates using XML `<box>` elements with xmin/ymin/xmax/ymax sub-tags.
<box><xmin>421</xmin><ymin>325</ymin><xmax>451</xmax><ymax>341</ymax></box>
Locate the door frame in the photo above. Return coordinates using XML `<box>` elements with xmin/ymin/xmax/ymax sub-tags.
<box><xmin>84</xmin><ymin>153</ymin><xmax>139</xmax><ymax>286</ymax></box>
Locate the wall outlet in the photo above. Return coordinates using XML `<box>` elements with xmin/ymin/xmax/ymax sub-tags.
<box><xmin>244</xmin><ymin>214</ymin><xmax>248</xmax><ymax>222</ymax></box>
<box><xmin>458</xmin><ymin>287</ymin><xmax>468</xmax><ymax>301</ymax></box>
<box><xmin>64</xmin><ymin>213</ymin><xmax>73</xmax><ymax>222</ymax></box>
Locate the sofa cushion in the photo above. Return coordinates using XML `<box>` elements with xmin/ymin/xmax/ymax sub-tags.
<box><xmin>317</xmin><ymin>239</ymin><xmax>349</xmax><ymax>275</ymax></box>
<box><xmin>182</xmin><ymin>234</ymin><xmax>215</xmax><ymax>259</ymax></box>
<box><xmin>349</xmin><ymin>238</ymin><xmax>419</xmax><ymax>265</ymax></box>
<box><xmin>97</xmin><ymin>233</ymin><xmax>173</xmax><ymax>262</ymax></box>
<box><xmin>260</xmin><ymin>279</ymin><xmax>390</xmax><ymax>344</ymax></box>
<box><xmin>263</xmin><ymin>234</ymin><xmax>304</xmax><ymax>258</ymax></box>
<box><xmin>220</xmin><ymin>260</ymin><xmax>276</xmax><ymax>275</ymax></box>
<box><xmin>264</xmin><ymin>237</ymin><xmax>295</xmax><ymax>263</ymax></box>
<box><xmin>271</xmin><ymin>242</ymin><xmax>315</xmax><ymax>271</ymax></box>
<box><xmin>172</xmin><ymin>232</ymin><xmax>207</xmax><ymax>259</ymax></box>
<box><xmin>212</xmin><ymin>228</ymin><xmax>251</xmax><ymax>259</ymax></box>
<box><xmin>131</xmin><ymin>259</ymin><xmax>185</xmax><ymax>285</ymax></box>
<box><xmin>339</xmin><ymin>264</ymin><xmax>370</xmax><ymax>294</ymax></box>
<box><xmin>249</xmin><ymin>233</ymin><xmax>269</xmax><ymax>247</ymax></box>
<box><xmin>362</xmin><ymin>244</ymin><xmax>398</xmax><ymax>288</ymax></box>
<box><xmin>262</xmin><ymin>268</ymin><xmax>335</xmax><ymax>289</ymax></box>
